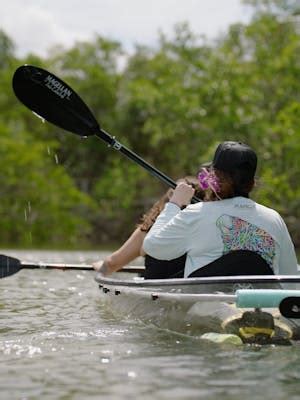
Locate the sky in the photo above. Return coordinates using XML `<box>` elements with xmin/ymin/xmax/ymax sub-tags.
<box><xmin>1</xmin><ymin>0</ymin><xmax>252</xmax><ymax>58</ymax></box>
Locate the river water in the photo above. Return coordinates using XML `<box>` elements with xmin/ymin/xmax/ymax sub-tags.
<box><xmin>1</xmin><ymin>250</ymin><xmax>300</xmax><ymax>400</ymax></box>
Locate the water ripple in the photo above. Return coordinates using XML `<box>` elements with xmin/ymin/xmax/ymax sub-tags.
<box><xmin>1</xmin><ymin>251</ymin><xmax>300</xmax><ymax>400</ymax></box>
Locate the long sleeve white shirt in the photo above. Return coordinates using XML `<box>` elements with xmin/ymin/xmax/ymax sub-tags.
<box><xmin>143</xmin><ymin>197</ymin><xmax>298</xmax><ymax>278</ymax></box>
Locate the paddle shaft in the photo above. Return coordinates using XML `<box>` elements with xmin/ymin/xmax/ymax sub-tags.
<box><xmin>20</xmin><ymin>261</ymin><xmax>144</xmax><ymax>273</ymax></box>
<box><xmin>97</xmin><ymin>129</ymin><xmax>177</xmax><ymax>190</ymax></box>
<box><xmin>97</xmin><ymin>128</ymin><xmax>201</xmax><ymax>203</ymax></box>
<box><xmin>0</xmin><ymin>254</ymin><xmax>144</xmax><ymax>279</ymax></box>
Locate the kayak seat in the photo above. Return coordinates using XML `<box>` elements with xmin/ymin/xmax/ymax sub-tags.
<box><xmin>189</xmin><ymin>250</ymin><xmax>274</xmax><ymax>277</ymax></box>
<box><xmin>144</xmin><ymin>254</ymin><xmax>186</xmax><ymax>279</ymax></box>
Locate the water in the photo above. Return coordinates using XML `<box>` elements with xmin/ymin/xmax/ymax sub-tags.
<box><xmin>1</xmin><ymin>250</ymin><xmax>300</xmax><ymax>400</ymax></box>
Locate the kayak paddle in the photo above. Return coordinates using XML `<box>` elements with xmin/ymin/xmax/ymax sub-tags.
<box><xmin>12</xmin><ymin>65</ymin><xmax>201</xmax><ymax>203</ymax></box>
<box><xmin>0</xmin><ymin>254</ymin><xmax>144</xmax><ymax>279</ymax></box>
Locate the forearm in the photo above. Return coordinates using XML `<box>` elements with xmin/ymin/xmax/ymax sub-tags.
<box><xmin>94</xmin><ymin>228</ymin><xmax>146</xmax><ymax>275</ymax></box>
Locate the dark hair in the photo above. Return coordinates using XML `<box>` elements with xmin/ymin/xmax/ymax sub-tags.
<box><xmin>200</xmin><ymin>141</ymin><xmax>257</xmax><ymax>201</ymax></box>
<box><xmin>204</xmin><ymin>169</ymin><xmax>255</xmax><ymax>201</ymax></box>
<box><xmin>213</xmin><ymin>141</ymin><xmax>257</xmax><ymax>180</ymax></box>
<box><xmin>138</xmin><ymin>176</ymin><xmax>204</xmax><ymax>232</ymax></box>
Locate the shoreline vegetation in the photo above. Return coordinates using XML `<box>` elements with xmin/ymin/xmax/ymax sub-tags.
<box><xmin>0</xmin><ymin>0</ymin><xmax>299</xmax><ymax>249</ymax></box>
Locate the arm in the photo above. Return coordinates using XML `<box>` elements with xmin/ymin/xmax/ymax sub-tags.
<box><xmin>278</xmin><ymin>218</ymin><xmax>299</xmax><ymax>275</ymax></box>
<box><xmin>93</xmin><ymin>227</ymin><xmax>146</xmax><ymax>276</ymax></box>
<box><xmin>143</xmin><ymin>183</ymin><xmax>195</xmax><ymax>260</ymax></box>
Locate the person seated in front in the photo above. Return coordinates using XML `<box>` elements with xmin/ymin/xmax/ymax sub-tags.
<box><xmin>143</xmin><ymin>141</ymin><xmax>298</xmax><ymax>277</ymax></box>
<box><xmin>93</xmin><ymin>176</ymin><xmax>204</xmax><ymax>278</ymax></box>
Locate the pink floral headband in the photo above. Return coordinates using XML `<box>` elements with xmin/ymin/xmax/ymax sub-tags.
<box><xmin>197</xmin><ymin>168</ymin><xmax>221</xmax><ymax>199</ymax></box>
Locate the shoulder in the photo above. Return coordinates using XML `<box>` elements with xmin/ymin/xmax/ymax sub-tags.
<box><xmin>184</xmin><ymin>199</ymin><xmax>229</xmax><ymax>214</ymax></box>
<box><xmin>183</xmin><ymin>201</ymin><xmax>205</xmax><ymax>213</ymax></box>
<box><xmin>180</xmin><ymin>201</ymin><xmax>216</xmax><ymax>221</ymax></box>
<box><xmin>252</xmin><ymin>201</ymin><xmax>290</xmax><ymax>234</ymax></box>
<box><xmin>254</xmin><ymin>201</ymin><xmax>282</xmax><ymax>220</ymax></box>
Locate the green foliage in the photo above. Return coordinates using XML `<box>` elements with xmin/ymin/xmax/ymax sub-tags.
<box><xmin>45</xmin><ymin>36</ymin><xmax>123</xmax><ymax>193</ymax></box>
<box><xmin>0</xmin><ymin>30</ymin><xmax>15</xmax><ymax>70</ymax></box>
<box><xmin>0</xmin><ymin>36</ymin><xmax>95</xmax><ymax>247</ymax></box>
<box><xmin>243</xmin><ymin>0</ymin><xmax>300</xmax><ymax>16</ymax></box>
<box><xmin>1</xmin><ymin>0</ymin><xmax>300</xmax><ymax>247</ymax></box>
<box><xmin>92</xmin><ymin>158</ymin><xmax>156</xmax><ymax>243</ymax></box>
<box><xmin>0</xmin><ymin>124</ymin><xmax>94</xmax><ymax>246</ymax></box>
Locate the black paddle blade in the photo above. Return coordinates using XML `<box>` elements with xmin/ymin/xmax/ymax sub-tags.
<box><xmin>0</xmin><ymin>255</ymin><xmax>22</xmax><ymax>279</ymax></box>
<box><xmin>12</xmin><ymin>65</ymin><xmax>100</xmax><ymax>137</ymax></box>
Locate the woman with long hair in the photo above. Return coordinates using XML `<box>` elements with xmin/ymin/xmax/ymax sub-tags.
<box><xmin>93</xmin><ymin>176</ymin><xmax>204</xmax><ymax>278</ymax></box>
<box><xmin>143</xmin><ymin>141</ymin><xmax>298</xmax><ymax>277</ymax></box>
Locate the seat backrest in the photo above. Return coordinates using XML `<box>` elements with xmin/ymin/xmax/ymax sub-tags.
<box><xmin>189</xmin><ymin>250</ymin><xmax>274</xmax><ymax>277</ymax></box>
<box><xmin>144</xmin><ymin>254</ymin><xmax>186</xmax><ymax>279</ymax></box>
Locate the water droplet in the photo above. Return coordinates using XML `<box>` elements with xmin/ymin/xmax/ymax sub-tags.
<box><xmin>32</xmin><ymin>111</ymin><xmax>45</xmax><ymax>123</ymax></box>
<box><xmin>127</xmin><ymin>371</ymin><xmax>137</xmax><ymax>378</ymax></box>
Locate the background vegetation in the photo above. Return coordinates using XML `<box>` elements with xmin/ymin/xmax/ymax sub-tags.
<box><xmin>0</xmin><ymin>0</ymin><xmax>299</xmax><ymax>248</ymax></box>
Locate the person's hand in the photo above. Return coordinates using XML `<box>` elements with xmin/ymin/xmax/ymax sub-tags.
<box><xmin>169</xmin><ymin>182</ymin><xmax>195</xmax><ymax>208</ymax></box>
<box><xmin>93</xmin><ymin>260</ymin><xmax>110</xmax><ymax>276</ymax></box>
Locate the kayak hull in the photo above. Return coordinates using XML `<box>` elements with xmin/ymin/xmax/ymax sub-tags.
<box><xmin>95</xmin><ymin>272</ymin><xmax>300</xmax><ymax>344</ymax></box>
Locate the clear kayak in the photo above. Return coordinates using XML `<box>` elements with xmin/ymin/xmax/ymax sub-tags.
<box><xmin>95</xmin><ymin>271</ymin><xmax>300</xmax><ymax>345</ymax></box>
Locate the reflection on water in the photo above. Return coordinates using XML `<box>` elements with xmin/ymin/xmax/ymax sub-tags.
<box><xmin>1</xmin><ymin>250</ymin><xmax>300</xmax><ymax>400</ymax></box>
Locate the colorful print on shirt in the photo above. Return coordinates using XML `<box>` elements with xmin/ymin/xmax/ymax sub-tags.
<box><xmin>216</xmin><ymin>215</ymin><xmax>276</xmax><ymax>267</ymax></box>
